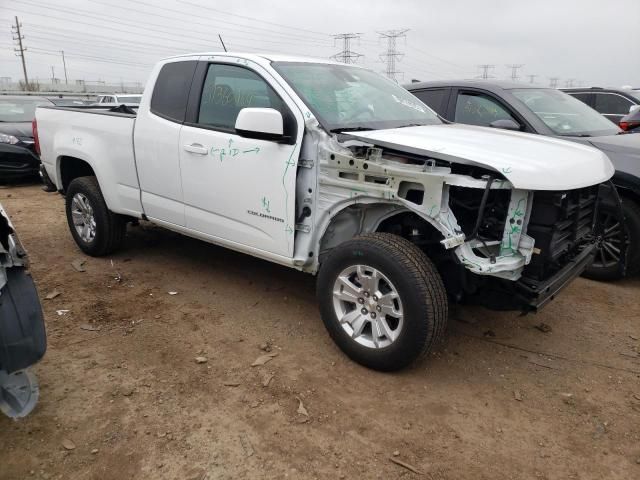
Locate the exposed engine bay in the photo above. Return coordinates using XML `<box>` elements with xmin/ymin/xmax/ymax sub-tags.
<box><xmin>292</xmin><ymin>122</ymin><xmax>604</xmax><ymax>312</ymax></box>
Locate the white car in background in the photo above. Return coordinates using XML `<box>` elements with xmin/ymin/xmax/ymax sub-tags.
<box><xmin>94</xmin><ymin>94</ymin><xmax>143</xmax><ymax>107</ymax></box>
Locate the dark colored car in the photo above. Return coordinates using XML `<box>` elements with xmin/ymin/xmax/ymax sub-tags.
<box><xmin>620</xmin><ymin>106</ymin><xmax>640</xmax><ymax>133</ymax></box>
<box><xmin>0</xmin><ymin>95</ymin><xmax>54</xmax><ymax>181</ymax></box>
<box><xmin>0</xmin><ymin>203</ymin><xmax>46</xmax><ymax>418</ymax></box>
<box><xmin>406</xmin><ymin>80</ymin><xmax>640</xmax><ymax>281</ymax></box>
<box><xmin>562</xmin><ymin>87</ymin><xmax>640</xmax><ymax>125</ymax></box>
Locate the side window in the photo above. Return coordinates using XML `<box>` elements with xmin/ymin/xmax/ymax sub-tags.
<box><xmin>412</xmin><ymin>89</ymin><xmax>447</xmax><ymax>116</ymax></box>
<box><xmin>197</xmin><ymin>64</ymin><xmax>284</xmax><ymax>129</ymax></box>
<box><xmin>594</xmin><ymin>93</ymin><xmax>633</xmax><ymax>115</ymax></box>
<box><xmin>150</xmin><ymin>60</ymin><xmax>198</xmax><ymax>122</ymax></box>
<box><xmin>455</xmin><ymin>92</ymin><xmax>518</xmax><ymax>127</ymax></box>
<box><xmin>568</xmin><ymin>92</ymin><xmax>591</xmax><ymax>105</ymax></box>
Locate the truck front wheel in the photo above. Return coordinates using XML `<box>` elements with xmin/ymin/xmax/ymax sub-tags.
<box><xmin>65</xmin><ymin>176</ymin><xmax>126</xmax><ymax>256</ymax></box>
<box><xmin>317</xmin><ymin>233</ymin><xmax>448</xmax><ymax>371</ymax></box>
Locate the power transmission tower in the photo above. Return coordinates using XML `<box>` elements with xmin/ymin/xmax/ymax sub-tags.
<box><xmin>549</xmin><ymin>77</ymin><xmax>560</xmax><ymax>88</ymax></box>
<box><xmin>476</xmin><ymin>64</ymin><xmax>495</xmax><ymax>79</ymax></box>
<box><xmin>565</xmin><ymin>78</ymin><xmax>576</xmax><ymax>88</ymax></box>
<box><xmin>11</xmin><ymin>16</ymin><xmax>30</xmax><ymax>90</ymax></box>
<box><xmin>506</xmin><ymin>64</ymin><xmax>525</xmax><ymax>81</ymax></box>
<box><xmin>331</xmin><ymin>33</ymin><xmax>363</xmax><ymax>64</ymax></box>
<box><xmin>378</xmin><ymin>29</ymin><xmax>409</xmax><ymax>82</ymax></box>
<box><xmin>527</xmin><ymin>74</ymin><xmax>538</xmax><ymax>84</ymax></box>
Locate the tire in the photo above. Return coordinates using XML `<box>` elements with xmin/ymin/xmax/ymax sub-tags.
<box><xmin>316</xmin><ymin>233</ymin><xmax>448</xmax><ymax>371</ymax></box>
<box><xmin>583</xmin><ymin>198</ymin><xmax>640</xmax><ymax>281</ymax></box>
<box><xmin>65</xmin><ymin>176</ymin><xmax>126</xmax><ymax>256</ymax></box>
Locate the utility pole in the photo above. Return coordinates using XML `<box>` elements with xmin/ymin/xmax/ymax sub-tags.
<box><xmin>378</xmin><ymin>29</ymin><xmax>409</xmax><ymax>82</ymax></box>
<box><xmin>50</xmin><ymin>66</ymin><xmax>55</xmax><ymax>84</ymax></box>
<box><xmin>61</xmin><ymin>50</ymin><xmax>68</xmax><ymax>84</ymax></box>
<box><xmin>12</xmin><ymin>16</ymin><xmax>30</xmax><ymax>90</ymax></box>
<box><xmin>527</xmin><ymin>74</ymin><xmax>538</xmax><ymax>84</ymax></box>
<box><xmin>476</xmin><ymin>64</ymin><xmax>495</xmax><ymax>79</ymax></box>
<box><xmin>506</xmin><ymin>64</ymin><xmax>525</xmax><ymax>81</ymax></box>
<box><xmin>331</xmin><ymin>33</ymin><xmax>363</xmax><ymax>64</ymax></box>
<box><xmin>549</xmin><ymin>77</ymin><xmax>559</xmax><ymax>88</ymax></box>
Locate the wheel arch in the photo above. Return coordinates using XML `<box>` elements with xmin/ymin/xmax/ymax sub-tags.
<box><xmin>314</xmin><ymin>199</ymin><xmax>449</xmax><ymax>271</ymax></box>
<box><xmin>57</xmin><ymin>155</ymin><xmax>97</xmax><ymax>193</ymax></box>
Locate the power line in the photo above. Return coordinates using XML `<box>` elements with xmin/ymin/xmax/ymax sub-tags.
<box><xmin>506</xmin><ymin>63</ymin><xmax>525</xmax><ymax>81</ymax></box>
<box><xmin>378</xmin><ymin>29</ymin><xmax>409</xmax><ymax>82</ymax></box>
<box><xmin>11</xmin><ymin>16</ymin><xmax>30</xmax><ymax>89</ymax></box>
<box><xmin>477</xmin><ymin>64</ymin><xmax>495</xmax><ymax>79</ymax></box>
<box><xmin>332</xmin><ymin>33</ymin><xmax>363</xmax><ymax>64</ymax></box>
<box><xmin>175</xmin><ymin>0</ymin><xmax>329</xmax><ymax>38</ymax></box>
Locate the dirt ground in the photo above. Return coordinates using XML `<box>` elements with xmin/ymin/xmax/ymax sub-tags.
<box><xmin>1</xmin><ymin>183</ymin><xmax>639</xmax><ymax>480</ymax></box>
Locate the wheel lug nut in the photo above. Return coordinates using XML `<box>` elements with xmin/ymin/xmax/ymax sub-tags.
<box><xmin>357</xmin><ymin>298</ymin><xmax>364</xmax><ymax>304</ymax></box>
<box><xmin>364</xmin><ymin>291</ymin><xmax>370</xmax><ymax>297</ymax></box>
<box><xmin>370</xmin><ymin>312</ymin><xmax>376</xmax><ymax>319</ymax></box>
<box><xmin>361</xmin><ymin>308</ymin><xmax>368</xmax><ymax>315</ymax></box>
<box><xmin>376</xmin><ymin>306</ymin><xmax>382</xmax><ymax>312</ymax></box>
<box><xmin>372</xmin><ymin>295</ymin><xmax>378</xmax><ymax>301</ymax></box>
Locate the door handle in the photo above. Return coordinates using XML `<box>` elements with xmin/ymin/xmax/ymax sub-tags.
<box><xmin>183</xmin><ymin>143</ymin><xmax>208</xmax><ymax>155</ymax></box>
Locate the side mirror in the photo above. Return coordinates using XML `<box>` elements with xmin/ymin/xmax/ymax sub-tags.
<box><xmin>629</xmin><ymin>104</ymin><xmax>640</xmax><ymax>114</ymax></box>
<box><xmin>489</xmin><ymin>118</ymin><xmax>522</xmax><ymax>131</ymax></box>
<box><xmin>235</xmin><ymin>108</ymin><xmax>284</xmax><ymax>141</ymax></box>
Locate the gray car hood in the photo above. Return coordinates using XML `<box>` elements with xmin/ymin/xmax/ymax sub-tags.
<box><xmin>588</xmin><ymin>133</ymin><xmax>640</xmax><ymax>155</ymax></box>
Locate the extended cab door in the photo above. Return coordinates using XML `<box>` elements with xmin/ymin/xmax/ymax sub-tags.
<box><xmin>133</xmin><ymin>59</ymin><xmax>198</xmax><ymax>226</ymax></box>
<box><xmin>178</xmin><ymin>60</ymin><xmax>302</xmax><ymax>258</ymax></box>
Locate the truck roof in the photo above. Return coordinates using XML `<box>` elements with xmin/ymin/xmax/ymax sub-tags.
<box><xmin>164</xmin><ymin>51</ymin><xmax>351</xmax><ymax>67</ymax></box>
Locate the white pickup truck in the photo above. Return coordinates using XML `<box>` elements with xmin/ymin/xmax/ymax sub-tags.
<box><xmin>35</xmin><ymin>53</ymin><xmax>614</xmax><ymax>371</ymax></box>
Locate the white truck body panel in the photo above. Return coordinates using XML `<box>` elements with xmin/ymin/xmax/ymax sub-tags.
<box><xmin>350</xmin><ymin>124</ymin><xmax>614</xmax><ymax>191</ymax></box>
<box><xmin>37</xmin><ymin>108</ymin><xmax>142</xmax><ymax>217</ymax></box>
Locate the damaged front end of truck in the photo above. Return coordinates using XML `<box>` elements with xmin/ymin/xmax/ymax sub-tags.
<box><xmin>293</xmin><ymin>119</ymin><xmax>617</xmax><ymax>312</ymax></box>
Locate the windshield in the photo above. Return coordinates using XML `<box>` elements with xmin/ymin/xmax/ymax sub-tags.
<box><xmin>511</xmin><ymin>88</ymin><xmax>620</xmax><ymax>137</ymax></box>
<box><xmin>627</xmin><ymin>90</ymin><xmax>640</xmax><ymax>103</ymax></box>
<box><xmin>272</xmin><ymin>62</ymin><xmax>441</xmax><ymax>132</ymax></box>
<box><xmin>0</xmin><ymin>98</ymin><xmax>51</xmax><ymax>122</ymax></box>
<box><xmin>116</xmin><ymin>96</ymin><xmax>141</xmax><ymax>104</ymax></box>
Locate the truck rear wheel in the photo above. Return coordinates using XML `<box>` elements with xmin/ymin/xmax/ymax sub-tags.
<box><xmin>65</xmin><ymin>176</ymin><xmax>126</xmax><ymax>256</ymax></box>
<box><xmin>317</xmin><ymin>233</ymin><xmax>448</xmax><ymax>371</ymax></box>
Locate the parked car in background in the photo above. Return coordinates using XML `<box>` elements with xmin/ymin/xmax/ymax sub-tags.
<box><xmin>0</xmin><ymin>95</ymin><xmax>54</xmax><ymax>181</ymax></box>
<box><xmin>619</xmin><ymin>105</ymin><xmax>640</xmax><ymax>133</ymax></box>
<box><xmin>95</xmin><ymin>94</ymin><xmax>142</xmax><ymax>106</ymax></box>
<box><xmin>562</xmin><ymin>87</ymin><xmax>640</xmax><ymax>125</ymax></box>
<box><xmin>0</xmin><ymin>202</ymin><xmax>46</xmax><ymax>418</ymax></box>
<box><xmin>36</xmin><ymin>53</ymin><xmax>614</xmax><ymax>371</ymax></box>
<box><xmin>406</xmin><ymin>80</ymin><xmax>640</xmax><ymax>280</ymax></box>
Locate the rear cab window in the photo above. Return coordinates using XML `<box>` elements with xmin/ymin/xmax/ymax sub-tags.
<box><xmin>150</xmin><ymin>60</ymin><xmax>198</xmax><ymax>122</ymax></box>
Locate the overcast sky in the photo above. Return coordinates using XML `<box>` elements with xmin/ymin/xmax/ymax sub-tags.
<box><xmin>1</xmin><ymin>0</ymin><xmax>638</xmax><ymax>89</ymax></box>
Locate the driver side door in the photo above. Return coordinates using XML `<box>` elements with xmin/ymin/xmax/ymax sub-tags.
<box><xmin>178</xmin><ymin>61</ymin><xmax>302</xmax><ymax>259</ymax></box>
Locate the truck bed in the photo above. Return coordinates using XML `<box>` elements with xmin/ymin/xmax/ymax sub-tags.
<box><xmin>36</xmin><ymin>105</ymin><xmax>143</xmax><ymax>217</ymax></box>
